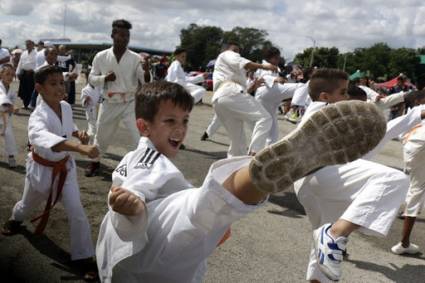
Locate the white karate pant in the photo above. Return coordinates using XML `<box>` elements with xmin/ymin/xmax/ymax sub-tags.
<box><xmin>403</xmin><ymin>146</ymin><xmax>425</xmax><ymax>217</ymax></box>
<box><xmin>294</xmin><ymin>159</ymin><xmax>409</xmax><ymax>283</ymax></box>
<box><xmin>255</xmin><ymin>83</ymin><xmax>299</xmax><ymax>145</ymax></box>
<box><xmin>94</xmin><ymin>100</ymin><xmax>139</xmax><ymax>157</ymax></box>
<box><xmin>213</xmin><ymin>84</ymin><xmax>272</xmax><ymax>157</ymax></box>
<box><xmin>0</xmin><ymin>117</ymin><xmax>17</xmax><ymax>156</ymax></box>
<box><xmin>11</xmin><ymin>163</ymin><xmax>95</xmax><ymax>260</ymax></box>
<box><xmin>85</xmin><ymin>106</ymin><xmax>98</xmax><ymax>145</ymax></box>
<box><xmin>205</xmin><ymin>113</ymin><xmax>221</xmax><ymax>138</ymax></box>
<box><xmin>185</xmin><ymin>83</ymin><xmax>206</xmax><ymax>104</ymax></box>
<box><xmin>104</xmin><ymin>157</ymin><xmax>260</xmax><ymax>283</ymax></box>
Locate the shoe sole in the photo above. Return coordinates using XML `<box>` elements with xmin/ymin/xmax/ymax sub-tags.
<box><xmin>249</xmin><ymin>101</ymin><xmax>387</xmax><ymax>193</ymax></box>
<box><xmin>313</xmin><ymin>228</ymin><xmax>340</xmax><ymax>281</ymax></box>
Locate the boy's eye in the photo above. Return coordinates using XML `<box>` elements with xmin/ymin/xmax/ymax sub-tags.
<box><xmin>183</xmin><ymin>119</ymin><xmax>189</xmax><ymax>125</ymax></box>
<box><xmin>164</xmin><ymin>119</ymin><xmax>175</xmax><ymax>124</ymax></box>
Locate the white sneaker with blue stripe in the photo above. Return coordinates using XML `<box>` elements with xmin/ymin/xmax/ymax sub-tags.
<box><xmin>313</xmin><ymin>223</ymin><xmax>348</xmax><ymax>281</ymax></box>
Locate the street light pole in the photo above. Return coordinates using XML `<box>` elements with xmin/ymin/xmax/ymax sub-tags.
<box><xmin>307</xmin><ymin>36</ymin><xmax>316</xmax><ymax>67</ymax></box>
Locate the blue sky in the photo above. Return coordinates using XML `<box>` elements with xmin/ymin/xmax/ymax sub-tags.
<box><xmin>1</xmin><ymin>0</ymin><xmax>424</xmax><ymax>60</ymax></box>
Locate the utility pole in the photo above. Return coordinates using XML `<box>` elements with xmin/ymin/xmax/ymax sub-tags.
<box><xmin>306</xmin><ymin>36</ymin><xmax>316</xmax><ymax>67</ymax></box>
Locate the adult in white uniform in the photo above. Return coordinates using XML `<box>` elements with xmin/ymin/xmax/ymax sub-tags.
<box><xmin>16</xmin><ymin>40</ymin><xmax>37</xmax><ymax>109</ymax></box>
<box><xmin>254</xmin><ymin>47</ymin><xmax>304</xmax><ymax>144</ymax></box>
<box><xmin>212</xmin><ymin>42</ymin><xmax>277</xmax><ymax>157</ymax></box>
<box><xmin>85</xmin><ymin>19</ymin><xmax>150</xmax><ymax>177</ymax></box>
<box><xmin>166</xmin><ymin>47</ymin><xmax>206</xmax><ymax>104</ymax></box>
<box><xmin>35</xmin><ymin>40</ymin><xmax>46</xmax><ymax>69</ymax></box>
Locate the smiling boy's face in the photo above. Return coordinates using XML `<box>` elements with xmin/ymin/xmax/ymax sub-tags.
<box><xmin>35</xmin><ymin>73</ymin><xmax>66</xmax><ymax>106</ymax></box>
<box><xmin>138</xmin><ymin>99</ymin><xmax>190</xmax><ymax>158</ymax></box>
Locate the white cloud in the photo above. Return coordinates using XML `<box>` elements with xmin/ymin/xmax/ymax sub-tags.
<box><xmin>0</xmin><ymin>0</ymin><xmax>424</xmax><ymax>60</ymax></box>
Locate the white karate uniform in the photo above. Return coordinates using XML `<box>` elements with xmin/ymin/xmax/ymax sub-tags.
<box><xmin>359</xmin><ymin>85</ymin><xmax>405</xmax><ymax>112</ymax></box>
<box><xmin>15</xmin><ymin>49</ymin><xmax>37</xmax><ymax>75</ymax></box>
<box><xmin>89</xmin><ymin>47</ymin><xmax>146</xmax><ymax>156</ymax></box>
<box><xmin>205</xmin><ymin>113</ymin><xmax>221</xmax><ymax>138</ymax></box>
<box><xmin>35</xmin><ymin>49</ymin><xmax>46</xmax><ymax>69</ymax></box>
<box><xmin>10</xmin><ymin>100</ymin><xmax>94</xmax><ymax>260</ymax></box>
<box><xmin>96</xmin><ymin>137</ymin><xmax>260</xmax><ymax>283</ymax></box>
<box><xmin>80</xmin><ymin>84</ymin><xmax>102</xmax><ymax>142</ymax></box>
<box><xmin>254</xmin><ymin>62</ymin><xmax>304</xmax><ymax>144</ymax></box>
<box><xmin>165</xmin><ymin>60</ymin><xmax>206</xmax><ymax>103</ymax></box>
<box><xmin>402</xmin><ymin>123</ymin><xmax>425</xmax><ymax>217</ymax></box>
<box><xmin>291</xmin><ymin>80</ymin><xmax>311</xmax><ymax>108</ymax></box>
<box><xmin>0</xmin><ymin>81</ymin><xmax>18</xmax><ymax>156</ymax></box>
<box><xmin>294</xmin><ymin>101</ymin><xmax>419</xmax><ymax>282</ymax></box>
<box><xmin>212</xmin><ymin>50</ymin><xmax>272</xmax><ymax>157</ymax></box>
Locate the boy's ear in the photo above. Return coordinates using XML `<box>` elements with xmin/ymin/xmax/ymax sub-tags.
<box><xmin>136</xmin><ymin>118</ymin><xmax>150</xmax><ymax>136</ymax></box>
<box><xmin>34</xmin><ymin>83</ymin><xmax>43</xmax><ymax>93</ymax></box>
<box><xmin>318</xmin><ymin>91</ymin><xmax>329</xmax><ymax>102</ymax></box>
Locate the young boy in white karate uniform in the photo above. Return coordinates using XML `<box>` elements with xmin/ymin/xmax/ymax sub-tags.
<box><xmin>2</xmin><ymin>65</ymin><xmax>100</xmax><ymax>280</ymax></box>
<box><xmin>212</xmin><ymin>42</ymin><xmax>277</xmax><ymax>157</ymax></box>
<box><xmin>0</xmin><ymin>64</ymin><xmax>18</xmax><ymax>167</ymax></box>
<box><xmin>85</xmin><ymin>19</ymin><xmax>150</xmax><ymax>177</ymax></box>
<box><xmin>96</xmin><ymin>80</ymin><xmax>387</xmax><ymax>283</ymax></box>
<box><xmin>254</xmin><ymin>47</ymin><xmax>304</xmax><ymax>144</ymax></box>
<box><xmin>81</xmin><ymin>83</ymin><xmax>102</xmax><ymax>144</ymax></box>
<box><xmin>391</xmin><ymin>90</ymin><xmax>425</xmax><ymax>255</ymax></box>
<box><xmin>166</xmin><ymin>47</ymin><xmax>207</xmax><ymax>104</ymax></box>
<box><xmin>293</xmin><ymin>70</ymin><xmax>425</xmax><ymax>283</ymax></box>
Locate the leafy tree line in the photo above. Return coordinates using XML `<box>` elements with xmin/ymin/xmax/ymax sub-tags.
<box><xmin>179</xmin><ymin>23</ymin><xmax>425</xmax><ymax>82</ymax></box>
<box><xmin>293</xmin><ymin>43</ymin><xmax>425</xmax><ymax>82</ymax></box>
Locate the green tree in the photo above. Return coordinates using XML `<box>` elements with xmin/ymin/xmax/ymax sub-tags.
<box><xmin>294</xmin><ymin>47</ymin><xmax>340</xmax><ymax>68</ymax></box>
<box><xmin>388</xmin><ymin>48</ymin><xmax>420</xmax><ymax>80</ymax></box>
<box><xmin>223</xmin><ymin>27</ymin><xmax>272</xmax><ymax>62</ymax></box>
<box><xmin>179</xmin><ymin>24</ymin><xmax>223</xmax><ymax>70</ymax></box>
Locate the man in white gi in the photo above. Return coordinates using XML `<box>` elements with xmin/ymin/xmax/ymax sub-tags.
<box><xmin>212</xmin><ymin>41</ymin><xmax>277</xmax><ymax>157</ymax></box>
<box><xmin>166</xmin><ymin>47</ymin><xmax>207</xmax><ymax>104</ymax></box>
<box><xmin>2</xmin><ymin>65</ymin><xmax>100</xmax><ymax>280</ymax></box>
<box><xmin>293</xmin><ymin>69</ymin><xmax>425</xmax><ymax>282</ymax></box>
<box><xmin>35</xmin><ymin>40</ymin><xmax>46</xmax><ymax>69</ymax></box>
<box><xmin>16</xmin><ymin>40</ymin><xmax>37</xmax><ymax>109</ymax></box>
<box><xmin>85</xmin><ymin>19</ymin><xmax>150</xmax><ymax>177</ymax></box>
<box><xmin>96</xmin><ymin>81</ymin><xmax>386</xmax><ymax>283</ymax></box>
<box><xmin>254</xmin><ymin>47</ymin><xmax>304</xmax><ymax>145</ymax></box>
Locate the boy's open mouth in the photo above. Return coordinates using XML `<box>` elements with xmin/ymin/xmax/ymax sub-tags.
<box><xmin>168</xmin><ymin>138</ymin><xmax>181</xmax><ymax>148</ymax></box>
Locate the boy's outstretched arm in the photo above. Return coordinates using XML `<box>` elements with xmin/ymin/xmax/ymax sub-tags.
<box><xmin>51</xmin><ymin>140</ymin><xmax>99</xmax><ymax>158</ymax></box>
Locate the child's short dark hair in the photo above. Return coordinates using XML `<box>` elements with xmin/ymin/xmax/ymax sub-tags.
<box><xmin>135</xmin><ymin>81</ymin><xmax>194</xmax><ymax>121</ymax></box>
<box><xmin>263</xmin><ymin>47</ymin><xmax>280</xmax><ymax>61</ymax></box>
<box><xmin>347</xmin><ymin>83</ymin><xmax>367</xmax><ymax>101</ymax></box>
<box><xmin>173</xmin><ymin>47</ymin><xmax>186</xmax><ymax>56</ymax></box>
<box><xmin>34</xmin><ymin>65</ymin><xmax>63</xmax><ymax>84</ymax></box>
<box><xmin>112</xmin><ymin>19</ymin><xmax>132</xmax><ymax>30</ymax></box>
<box><xmin>309</xmin><ymin>68</ymin><xmax>348</xmax><ymax>101</ymax></box>
<box><xmin>0</xmin><ymin>63</ymin><xmax>14</xmax><ymax>73</ymax></box>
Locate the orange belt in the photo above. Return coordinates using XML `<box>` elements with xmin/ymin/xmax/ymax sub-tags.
<box><xmin>30</xmin><ymin>151</ymin><xmax>69</xmax><ymax>234</ymax></box>
<box><xmin>107</xmin><ymin>92</ymin><xmax>127</xmax><ymax>102</ymax></box>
